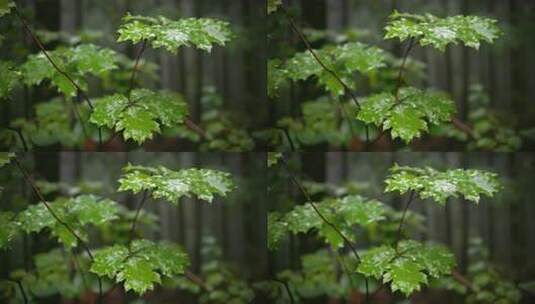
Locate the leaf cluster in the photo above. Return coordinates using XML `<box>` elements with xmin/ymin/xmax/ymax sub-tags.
<box><xmin>385</xmin><ymin>164</ymin><xmax>501</xmax><ymax>205</ymax></box>
<box><xmin>117</xmin><ymin>13</ymin><xmax>232</xmax><ymax>53</ymax></box>
<box><xmin>385</xmin><ymin>11</ymin><xmax>502</xmax><ymax>51</ymax></box>
<box><xmin>358</xmin><ymin>87</ymin><xmax>456</xmax><ymax>143</ymax></box>
<box><xmin>268</xmin><ymin>195</ymin><xmax>386</xmax><ymax>249</ymax></box>
<box><xmin>269</xmin><ymin>42</ymin><xmax>385</xmax><ymax>97</ymax></box>
<box><xmin>90</xmin><ymin>239</ymin><xmax>189</xmax><ymax>295</ymax></box>
<box><xmin>90</xmin><ymin>89</ymin><xmax>188</xmax><ymax>144</ymax></box>
<box><xmin>357</xmin><ymin>240</ymin><xmax>456</xmax><ymax>296</ymax></box>
<box><xmin>118</xmin><ymin>164</ymin><xmax>234</xmax><ymax>204</ymax></box>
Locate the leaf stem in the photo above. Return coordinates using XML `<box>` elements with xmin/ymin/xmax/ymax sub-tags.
<box><xmin>13</xmin><ymin>6</ymin><xmax>103</xmax><ymax>148</ymax></box>
<box><xmin>395</xmin><ymin>37</ymin><xmax>416</xmax><ymax>102</ymax></box>
<box><xmin>272</xmin><ymin>279</ymin><xmax>295</xmax><ymax>304</ymax></box>
<box><xmin>7</xmin><ymin>279</ymin><xmax>28</xmax><ymax>304</ymax></box>
<box><xmin>128</xmin><ymin>39</ymin><xmax>148</xmax><ymax>100</ymax></box>
<box><xmin>128</xmin><ymin>189</ymin><xmax>149</xmax><ymax>250</ymax></box>
<box><xmin>6</xmin><ymin>127</ymin><xmax>28</xmax><ymax>152</ymax></box>
<box><xmin>395</xmin><ymin>190</ymin><xmax>415</xmax><ymax>249</ymax></box>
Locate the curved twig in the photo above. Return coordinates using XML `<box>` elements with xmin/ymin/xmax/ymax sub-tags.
<box><xmin>395</xmin><ymin>190</ymin><xmax>415</xmax><ymax>249</ymax></box>
<box><xmin>128</xmin><ymin>39</ymin><xmax>148</xmax><ymax>99</ymax></box>
<box><xmin>6</xmin><ymin>127</ymin><xmax>28</xmax><ymax>152</ymax></box>
<box><xmin>8</xmin><ymin>279</ymin><xmax>28</xmax><ymax>304</ymax></box>
<box><xmin>272</xmin><ymin>279</ymin><xmax>295</xmax><ymax>304</ymax></box>
<box><xmin>128</xmin><ymin>190</ymin><xmax>149</xmax><ymax>250</ymax></box>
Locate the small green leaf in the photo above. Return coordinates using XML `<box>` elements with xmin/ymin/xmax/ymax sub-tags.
<box><xmin>384</xmin><ymin>259</ymin><xmax>427</xmax><ymax>296</ymax></box>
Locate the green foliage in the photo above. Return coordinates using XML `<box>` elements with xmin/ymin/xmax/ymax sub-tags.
<box><xmin>276</xmin><ymin>249</ymin><xmax>352</xmax><ymax>301</ymax></box>
<box><xmin>270</xmin><ymin>42</ymin><xmax>385</xmax><ymax>97</ymax></box>
<box><xmin>198</xmin><ymin>237</ymin><xmax>255</xmax><ymax>303</ymax></box>
<box><xmin>90</xmin><ymin>89</ymin><xmax>188</xmax><ymax>144</ymax></box>
<box><xmin>90</xmin><ymin>239</ymin><xmax>189</xmax><ymax>295</ymax></box>
<box><xmin>0</xmin><ymin>0</ymin><xmax>15</xmax><ymax>17</ymax></box>
<box><xmin>0</xmin><ymin>61</ymin><xmax>20</xmax><ymax>98</ymax></box>
<box><xmin>268</xmin><ymin>0</ymin><xmax>282</xmax><ymax>15</ymax></box>
<box><xmin>0</xmin><ymin>152</ymin><xmax>14</xmax><ymax>167</ymax></box>
<box><xmin>357</xmin><ymin>240</ymin><xmax>455</xmax><ymax>296</ymax></box>
<box><xmin>11</xmin><ymin>98</ymin><xmax>89</xmax><ymax>147</ymax></box>
<box><xmin>118</xmin><ymin>164</ymin><xmax>234</xmax><ymax>204</ymax></box>
<box><xmin>268</xmin><ymin>195</ymin><xmax>386</xmax><ymax>249</ymax></box>
<box><xmin>385</xmin><ymin>164</ymin><xmax>501</xmax><ymax>205</ymax></box>
<box><xmin>358</xmin><ymin>87</ymin><xmax>456</xmax><ymax>143</ymax></box>
<box><xmin>6</xmin><ymin>249</ymin><xmax>92</xmax><ymax>300</ymax></box>
<box><xmin>440</xmin><ymin>238</ymin><xmax>521</xmax><ymax>303</ymax></box>
<box><xmin>437</xmin><ymin>84</ymin><xmax>523</xmax><ymax>151</ymax></box>
<box><xmin>16</xmin><ymin>195</ymin><xmax>120</xmax><ymax>248</ymax></box>
<box><xmin>385</xmin><ymin>11</ymin><xmax>502</xmax><ymax>51</ymax></box>
<box><xmin>20</xmin><ymin>44</ymin><xmax>119</xmax><ymax>97</ymax></box>
<box><xmin>117</xmin><ymin>13</ymin><xmax>232</xmax><ymax>53</ymax></box>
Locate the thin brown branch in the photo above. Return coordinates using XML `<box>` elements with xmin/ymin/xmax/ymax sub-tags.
<box><xmin>451</xmin><ymin>269</ymin><xmax>473</xmax><ymax>291</ymax></box>
<box><xmin>272</xmin><ymin>279</ymin><xmax>295</xmax><ymax>304</ymax></box>
<box><xmin>395</xmin><ymin>37</ymin><xmax>416</xmax><ymax>101</ymax></box>
<box><xmin>128</xmin><ymin>39</ymin><xmax>148</xmax><ymax>99</ymax></box>
<box><xmin>7</xmin><ymin>279</ymin><xmax>28</xmax><ymax>304</ymax></box>
<box><xmin>128</xmin><ymin>190</ymin><xmax>149</xmax><ymax>250</ymax></box>
<box><xmin>395</xmin><ymin>190</ymin><xmax>415</xmax><ymax>249</ymax></box>
<box><xmin>13</xmin><ymin>6</ymin><xmax>103</xmax><ymax>147</ymax></box>
<box><xmin>185</xmin><ymin>270</ymin><xmax>210</xmax><ymax>291</ymax></box>
<box><xmin>184</xmin><ymin>117</ymin><xmax>207</xmax><ymax>139</ymax></box>
<box><xmin>451</xmin><ymin>117</ymin><xmax>476</xmax><ymax>139</ymax></box>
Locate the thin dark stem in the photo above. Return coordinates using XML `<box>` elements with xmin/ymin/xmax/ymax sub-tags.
<box><xmin>280</xmin><ymin>157</ymin><xmax>369</xmax><ymax>302</ymax></box>
<box><xmin>71</xmin><ymin>250</ymin><xmax>90</xmax><ymax>292</ymax></box>
<box><xmin>275</xmin><ymin>127</ymin><xmax>295</xmax><ymax>152</ymax></box>
<box><xmin>395</xmin><ymin>37</ymin><xmax>416</xmax><ymax>101</ymax></box>
<box><xmin>128</xmin><ymin>190</ymin><xmax>149</xmax><ymax>249</ymax></box>
<box><xmin>395</xmin><ymin>190</ymin><xmax>415</xmax><ymax>248</ymax></box>
<box><xmin>8</xmin><ymin>279</ymin><xmax>28</xmax><ymax>304</ymax></box>
<box><xmin>13</xmin><ymin>7</ymin><xmax>103</xmax><ymax>147</ymax></box>
<box><xmin>185</xmin><ymin>270</ymin><xmax>210</xmax><ymax>291</ymax></box>
<box><xmin>70</xmin><ymin>95</ymin><xmax>89</xmax><ymax>139</ymax></box>
<box><xmin>13</xmin><ymin>157</ymin><xmax>103</xmax><ymax>303</ymax></box>
<box><xmin>128</xmin><ymin>39</ymin><xmax>148</xmax><ymax>99</ymax></box>
<box><xmin>282</xmin><ymin>7</ymin><xmax>360</xmax><ymax>142</ymax></box>
<box><xmin>273</xmin><ymin>279</ymin><xmax>295</xmax><ymax>304</ymax></box>
<box><xmin>184</xmin><ymin>117</ymin><xmax>207</xmax><ymax>139</ymax></box>
<box><xmin>6</xmin><ymin>127</ymin><xmax>28</xmax><ymax>152</ymax></box>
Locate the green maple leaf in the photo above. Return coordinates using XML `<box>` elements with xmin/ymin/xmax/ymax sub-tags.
<box><xmin>385</xmin><ymin>11</ymin><xmax>501</xmax><ymax>51</ymax></box>
<box><xmin>0</xmin><ymin>61</ymin><xmax>20</xmax><ymax>99</ymax></box>
<box><xmin>20</xmin><ymin>44</ymin><xmax>119</xmax><ymax>97</ymax></box>
<box><xmin>274</xmin><ymin>42</ymin><xmax>385</xmax><ymax>97</ymax></box>
<box><xmin>16</xmin><ymin>195</ymin><xmax>120</xmax><ymax>248</ymax></box>
<box><xmin>357</xmin><ymin>241</ymin><xmax>455</xmax><ymax>297</ymax></box>
<box><xmin>117</xmin><ymin>13</ymin><xmax>232</xmax><ymax>54</ymax></box>
<box><xmin>0</xmin><ymin>0</ymin><xmax>15</xmax><ymax>17</ymax></box>
<box><xmin>269</xmin><ymin>195</ymin><xmax>386</xmax><ymax>249</ymax></box>
<box><xmin>357</xmin><ymin>87</ymin><xmax>456</xmax><ymax>143</ymax></box>
<box><xmin>267</xmin><ymin>152</ymin><xmax>282</xmax><ymax>168</ymax></box>
<box><xmin>90</xmin><ymin>240</ymin><xmax>189</xmax><ymax>295</ymax></box>
<box><xmin>118</xmin><ymin>164</ymin><xmax>234</xmax><ymax>204</ymax></box>
<box><xmin>385</xmin><ymin>164</ymin><xmax>501</xmax><ymax>205</ymax></box>
<box><xmin>90</xmin><ymin>89</ymin><xmax>188</xmax><ymax>144</ymax></box>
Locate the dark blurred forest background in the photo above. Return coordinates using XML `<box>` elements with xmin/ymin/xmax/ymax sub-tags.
<box><xmin>0</xmin><ymin>152</ymin><xmax>268</xmax><ymax>303</ymax></box>
<box><xmin>269</xmin><ymin>0</ymin><xmax>535</xmax><ymax>151</ymax></box>
<box><xmin>0</xmin><ymin>0</ymin><xmax>268</xmax><ymax>151</ymax></box>
<box><xmin>270</xmin><ymin>152</ymin><xmax>535</xmax><ymax>303</ymax></box>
